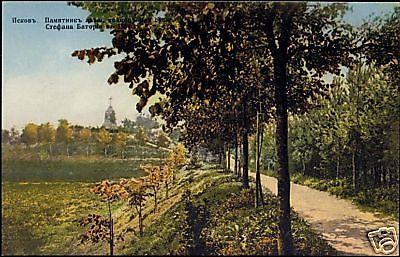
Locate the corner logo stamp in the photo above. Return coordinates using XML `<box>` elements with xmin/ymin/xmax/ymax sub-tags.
<box><xmin>368</xmin><ymin>227</ymin><xmax>398</xmax><ymax>255</ymax></box>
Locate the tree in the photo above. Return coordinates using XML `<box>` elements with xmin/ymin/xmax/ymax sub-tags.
<box><xmin>136</xmin><ymin>115</ymin><xmax>159</xmax><ymax>130</ymax></box>
<box><xmin>21</xmin><ymin>123</ymin><xmax>38</xmax><ymax>148</ymax></box>
<box><xmin>361</xmin><ymin>7</ymin><xmax>399</xmax><ymax>186</ymax></box>
<box><xmin>56</xmin><ymin>119</ymin><xmax>74</xmax><ymax>157</ymax></box>
<box><xmin>135</xmin><ymin>127</ymin><xmax>148</xmax><ymax>145</ymax></box>
<box><xmin>156</xmin><ymin>131</ymin><xmax>171</xmax><ymax>148</ymax></box>
<box><xmin>344</xmin><ymin>64</ymin><xmax>398</xmax><ymax>189</ymax></box>
<box><xmin>81</xmin><ymin>180</ymin><xmax>126</xmax><ymax>256</ymax></box>
<box><xmin>38</xmin><ymin>122</ymin><xmax>56</xmax><ymax>155</ymax></box>
<box><xmin>161</xmin><ymin>165</ymin><xmax>173</xmax><ymax>198</ymax></box>
<box><xmin>143</xmin><ymin>165</ymin><xmax>162</xmax><ymax>213</ymax></box>
<box><xmin>271</xmin><ymin>62</ymin><xmax>398</xmax><ymax>190</ymax></box>
<box><xmin>362</xmin><ymin>6</ymin><xmax>399</xmax><ymax>88</ymax></box>
<box><xmin>9</xmin><ymin>127</ymin><xmax>21</xmax><ymax>145</ymax></box>
<box><xmin>79</xmin><ymin>127</ymin><xmax>92</xmax><ymax>156</ymax></box>
<box><xmin>119</xmin><ymin>178</ymin><xmax>149</xmax><ymax>237</ymax></box>
<box><xmin>2</xmin><ymin>129</ymin><xmax>11</xmax><ymax>144</ymax></box>
<box><xmin>112</xmin><ymin>131</ymin><xmax>128</xmax><ymax>158</ymax></box>
<box><xmin>96</xmin><ymin>127</ymin><xmax>113</xmax><ymax>157</ymax></box>
<box><xmin>254</xmin><ymin>94</ymin><xmax>265</xmax><ymax>207</ymax></box>
<box><xmin>121</xmin><ymin>118</ymin><xmax>137</xmax><ymax>133</ymax></box>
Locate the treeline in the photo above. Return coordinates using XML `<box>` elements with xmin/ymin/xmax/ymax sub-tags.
<box><xmin>2</xmin><ymin>118</ymin><xmax>172</xmax><ymax>159</ymax></box>
<box><xmin>254</xmin><ymin>64</ymin><xmax>399</xmax><ymax>189</ymax></box>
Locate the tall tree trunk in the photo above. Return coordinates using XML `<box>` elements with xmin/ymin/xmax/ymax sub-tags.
<box><xmin>259</xmin><ymin>122</ymin><xmax>264</xmax><ymax>205</ymax></box>
<box><xmin>397</xmin><ymin>160</ymin><xmax>400</xmax><ymax>184</ymax></box>
<box><xmin>255</xmin><ymin>114</ymin><xmax>264</xmax><ymax>207</ymax></box>
<box><xmin>378</xmin><ymin>165</ymin><xmax>382</xmax><ymax>185</ymax></box>
<box><xmin>242</xmin><ymin>132</ymin><xmax>249</xmax><ymax>188</ymax></box>
<box><xmin>139</xmin><ymin>206</ymin><xmax>143</xmax><ymax>237</ymax></box>
<box><xmin>255</xmin><ymin>108</ymin><xmax>262</xmax><ymax>206</ymax></box>
<box><xmin>227</xmin><ymin>144</ymin><xmax>231</xmax><ymax>172</ymax></box>
<box><xmin>165</xmin><ymin>180</ymin><xmax>169</xmax><ymax>198</ymax></box>
<box><xmin>352</xmin><ymin>141</ymin><xmax>361</xmax><ymax>192</ymax></box>
<box><xmin>274</xmin><ymin>43</ymin><xmax>294</xmax><ymax>255</ymax></box>
<box><xmin>336</xmin><ymin>155</ymin><xmax>340</xmax><ymax>179</ymax></box>
<box><xmin>108</xmin><ymin>202</ymin><xmax>114</xmax><ymax>256</ymax></box>
<box><xmin>223</xmin><ymin>142</ymin><xmax>227</xmax><ymax>171</ymax></box>
<box><xmin>242</xmin><ymin>99</ymin><xmax>249</xmax><ymax>188</ymax></box>
<box><xmin>218</xmin><ymin>144</ymin><xmax>222</xmax><ymax>167</ymax></box>
<box><xmin>382</xmin><ymin>167</ymin><xmax>387</xmax><ymax>185</ymax></box>
<box><xmin>361</xmin><ymin>151</ymin><xmax>367</xmax><ymax>187</ymax></box>
<box><xmin>234</xmin><ymin>135</ymin><xmax>238</xmax><ymax>176</ymax></box>
<box><xmin>86</xmin><ymin>144</ymin><xmax>89</xmax><ymax>157</ymax></box>
<box><xmin>373</xmin><ymin>166</ymin><xmax>380</xmax><ymax>186</ymax></box>
<box><xmin>154</xmin><ymin>189</ymin><xmax>158</xmax><ymax>213</ymax></box>
<box><xmin>238</xmin><ymin>142</ymin><xmax>242</xmax><ymax>177</ymax></box>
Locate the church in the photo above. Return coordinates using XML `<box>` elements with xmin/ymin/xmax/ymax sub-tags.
<box><xmin>103</xmin><ymin>97</ymin><xmax>117</xmax><ymax>130</ymax></box>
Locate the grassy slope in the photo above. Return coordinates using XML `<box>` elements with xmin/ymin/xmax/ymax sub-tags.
<box><xmin>103</xmin><ymin>164</ymin><xmax>336</xmax><ymax>256</ymax></box>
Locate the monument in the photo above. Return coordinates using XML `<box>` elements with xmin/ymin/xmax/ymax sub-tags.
<box><xmin>103</xmin><ymin>97</ymin><xmax>117</xmax><ymax>129</ymax></box>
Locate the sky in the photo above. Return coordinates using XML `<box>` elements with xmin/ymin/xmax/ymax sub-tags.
<box><xmin>2</xmin><ymin>2</ymin><xmax>398</xmax><ymax>130</ymax></box>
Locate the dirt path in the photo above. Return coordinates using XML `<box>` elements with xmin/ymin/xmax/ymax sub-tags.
<box><xmin>249</xmin><ymin>172</ymin><xmax>399</xmax><ymax>256</ymax></box>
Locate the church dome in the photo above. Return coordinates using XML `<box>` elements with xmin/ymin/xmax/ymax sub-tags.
<box><xmin>103</xmin><ymin>97</ymin><xmax>117</xmax><ymax>129</ymax></box>
<box><xmin>106</xmin><ymin>105</ymin><xmax>115</xmax><ymax>114</ymax></box>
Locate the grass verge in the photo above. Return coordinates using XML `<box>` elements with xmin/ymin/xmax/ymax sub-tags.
<box><xmin>117</xmin><ymin>167</ymin><xmax>336</xmax><ymax>256</ymax></box>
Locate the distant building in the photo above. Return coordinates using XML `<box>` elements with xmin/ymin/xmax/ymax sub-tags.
<box><xmin>103</xmin><ymin>97</ymin><xmax>117</xmax><ymax>129</ymax></box>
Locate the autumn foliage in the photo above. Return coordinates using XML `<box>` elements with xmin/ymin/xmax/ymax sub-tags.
<box><xmin>79</xmin><ymin>144</ymin><xmax>186</xmax><ymax>255</ymax></box>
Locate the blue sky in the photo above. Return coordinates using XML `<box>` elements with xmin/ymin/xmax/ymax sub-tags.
<box><xmin>2</xmin><ymin>2</ymin><xmax>398</xmax><ymax>130</ymax></box>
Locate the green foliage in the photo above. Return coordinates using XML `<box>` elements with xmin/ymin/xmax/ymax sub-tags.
<box><xmin>136</xmin><ymin>115</ymin><xmax>159</xmax><ymax>130</ymax></box>
<box><xmin>260</xmin><ymin>63</ymin><xmax>399</xmax><ymax>187</ymax></box>
<box><xmin>121</xmin><ymin>118</ymin><xmax>137</xmax><ymax>133</ymax></box>
<box><xmin>21</xmin><ymin>123</ymin><xmax>39</xmax><ymax>146</ymax></box>
<box><xmin>38</xmin><ymin>123</ymin><xmax>56</xmax><ymax>145</ymax></box>
<box><xmin>156</xmin><ymin>131</ymin><xmax>171</xmax><ymax>148</ymax></box>
<box><xmin>96</xmin><ymin>127</ymin><xmax>112</xmax><ymax>156</ymax></box>
<box><xmin>362</xmin><ymin>6</ymin><xmax>400</xmax><ymax>86</ymax></box>
<box><xmin>56</xmin><ymin>120</ymin><xmax>73</xmax><ymax>145</ymax></box>
<box><xmin>112</xmin><ymin>131</ymin><xmax>129</xmax><ymax>158</ymax></box>
<box><xmin>135</xmin><ymin>127</ymin><xmax>149</xmax><ymax>145</ymax></box>
<box><xmin>354</xmin><ymin>185</ymin><xmax>399</xmax><ymax>218</ymax></box>
<box><xmin>202</xmin><ymin>186</ymin><xmax>335</xmax><ymax>256</ymax></box>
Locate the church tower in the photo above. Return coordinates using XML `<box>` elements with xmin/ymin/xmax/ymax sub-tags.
<box><xmin>103</xmin><ymin>97</ymin><xmax>117</xmax><ymax>129</ymax></box>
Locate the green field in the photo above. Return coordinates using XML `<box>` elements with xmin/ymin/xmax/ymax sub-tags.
<box><xmin>1</xmin><ymin>158</ymin><xmax>158</xmax><ymax>255</ymax></box>
<box><xmin>1</xmin><ymin>158</ymin><xmax>166</xmax><ymax>182</ymax></box>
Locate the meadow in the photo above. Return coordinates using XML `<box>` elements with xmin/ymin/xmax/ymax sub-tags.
<box><xmin>2</xmin><ymin>158</ymin><xmax>154</xmax><ymax>182</ymax></box>
<box><xmin>1</xmin><ymin>157</ymin><xmax>161</xmax><ymax>255</ymax></box>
